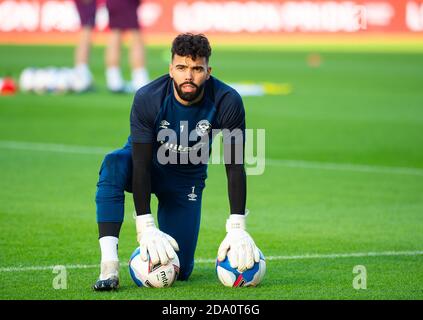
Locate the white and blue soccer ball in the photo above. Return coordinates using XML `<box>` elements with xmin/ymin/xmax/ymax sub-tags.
<box><xmin>129</xmin><ymin>247</ymin><xmax>180</xmax><ymax>288</ymax></box>
<box><xmin>216</xmin><ymin>250</ymin><xmax>266</xmax><ymax>287</ymax></box>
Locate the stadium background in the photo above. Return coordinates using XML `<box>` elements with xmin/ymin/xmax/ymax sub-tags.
<box><xmin>0</xmin><ymin>0</ymin><xmax>423</xmax><ymax>299</ymax></box>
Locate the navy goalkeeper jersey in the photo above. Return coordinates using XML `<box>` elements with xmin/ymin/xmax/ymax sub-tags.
<box><xmin>130</xmin><ymin>75</ymin><xmax>245</xmax><ymax>180</ymax></box>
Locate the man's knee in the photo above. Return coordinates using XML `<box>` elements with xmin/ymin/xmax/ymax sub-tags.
<box><xmin>95</xmin><ymin>149</ymin><xmax>132</xmax><ymax>223</ymax></box>
<box><xmin>98</xmin><ymin>149</ymin><xmax>132</xmax><ymax>188</ymax></box>
<box><xmin>103</xmin><ymin>150</ymin><xmax>130</xmax><ymax>172</ymax></box>
<box><xmin>177</xmin><ymin>260</ymin><xmax>194</xmax><ymax>281</ymax></box>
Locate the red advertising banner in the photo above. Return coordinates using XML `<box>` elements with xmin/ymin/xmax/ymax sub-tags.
<box><xmin>0</xmin><ymin>0</ymin><xmax>422</xmax><ymax>44</ymax></box>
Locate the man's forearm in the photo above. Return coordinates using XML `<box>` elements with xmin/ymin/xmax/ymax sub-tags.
<box><xmin>225</xmin><ymin>163</ymin><xmax>247</xmax><ymax>215</ymax></box>
<box><xmin>132</xmin><ymin>142</ymin><xmax>153</xmax><ymax>216</ymax></box>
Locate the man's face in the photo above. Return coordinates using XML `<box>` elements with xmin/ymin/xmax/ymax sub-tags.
<box><xmin>169</xmin><ymin>54</ymin><xmax>211</xmax><ymax>102</ymax></box>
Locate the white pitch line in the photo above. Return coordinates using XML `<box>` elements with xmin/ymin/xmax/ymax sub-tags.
<box><xmin>265</xmin><ymin>159</ymin><xmax>423</xmax><ymax>177</ymax></box>
<box><xmin>0</xmin><ymin>140</ymin><xmax>110</xmax><ymax>155</ymax></box>
<box><xmin>0</xmin><ymin>264</ymin><xmax>100</xmax><ymax>273</ymax></box>
<box><xmin>1</xmin><ymin>250</ymin><xmax>423</xmax><ymax>273</ymax></box>
<box><xmin>1</xmin><ymin>140</ymin><xmax>423</xmax><ymax>177</ymax></box>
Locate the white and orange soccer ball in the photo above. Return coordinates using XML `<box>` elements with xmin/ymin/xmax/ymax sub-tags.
<box><xmin>129</xmin><ymin>247</ymin><xmax>180</xmax><ymax>288</ymax></box>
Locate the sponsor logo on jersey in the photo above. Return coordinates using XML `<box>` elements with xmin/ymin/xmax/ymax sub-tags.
<box><xmin>160</xmin><ymin>141</ymin><xmax>206</xmax><ymax>154</ymax></box>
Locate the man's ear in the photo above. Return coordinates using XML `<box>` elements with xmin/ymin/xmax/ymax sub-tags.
<box><xmin>206</xmin><ymin>66</ymin><xmax>212</xmax><ymax>80</ymax></box>
<box><xmin>169</xmin><ymin>63</ymin><xmax>173</xmax><ymax>78</ymax></box>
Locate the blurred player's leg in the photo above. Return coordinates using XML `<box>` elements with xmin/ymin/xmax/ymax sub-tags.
<box><xmin>105</xmin><ymin>29</ymin><xmax>125</xmax><ymax>92</ymax></box>
<box><xmin>129</xmin><ymin>29</ymin><xmax>150</xmax><ymax>91</ymax></box>
<box><xmin>156</xmin><ymin>182</ymin><xmax>205</xmax><ymax>281</ymax></box>
<box><xmin>93</xmin><ymin>139</ymin><xmax>132</xmax><ymax>290</ymax></box>
<box><xmin>105</xmin><ymin>0</ymin><xmax>149</xmax><ymax>92</ymax></box>
<box><xmin>75</xmin><ymin>26</ymin><xmax>92</xmax><ymax>69</ymax></box>
<box><xmin>73</xmin><ymin>0</ymin><xmax>95</xmax><ymax>92</ymax></box>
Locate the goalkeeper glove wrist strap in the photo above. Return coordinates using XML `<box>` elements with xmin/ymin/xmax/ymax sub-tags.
<box><xmin>226</xmin><ymin>209</ymin><xmax>250</xmax><ymax>232</ymax></box>
<box><xmin>135</xmin><ymin>213</ymin><xmax>155</xmax><ymax>235</ymax></box>
<box><xmin>226</xmin><ymin>214</ymin><xmax>246</xmax><ymax>232</ymax></box>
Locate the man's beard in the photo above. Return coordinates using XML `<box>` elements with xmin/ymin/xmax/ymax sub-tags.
<box><xmin>174</xmin><ymin>81</ymin><xmax>204</xmax><ymax>102</ymax></box>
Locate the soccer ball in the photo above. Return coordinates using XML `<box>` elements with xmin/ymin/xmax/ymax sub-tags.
<box><xmin>129</xmin><ymin>247</ymin><xmax>180</xmax><ymax>288</ymax></box>
<box><xmin>56</xmin><ymin>68</ymin><xmax>73</xmax><ymax>93</ymax></box>
<box><xmin>33</xmin><ymin>68</ymin><xmax>49</xmax><ymax>94</ymax></box>
<box><xmin>44</xmin><ymin>67</ymin><xmax>59</xmax><ymax>93</ymax></box>
<box><xmin>19</xmin><ymin>68</ymin><xmax>36</xmax><ymax>92</ymax></box>
<box><xmin>216</xmin><ymin>250</ymin><xmax>266</xmax><ymax>287</ymax></box>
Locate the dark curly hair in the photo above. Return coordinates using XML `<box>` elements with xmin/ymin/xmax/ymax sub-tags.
<box><xmin>171</xmin><ymin>33</ymin><xmax>212</xmax><ymax>63</ymax></box>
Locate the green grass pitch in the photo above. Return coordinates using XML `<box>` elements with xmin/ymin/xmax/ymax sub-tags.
<box><xmin>0</xmin><ymin>44</ymin><xmax>423</xmax><ymax>300</ymax></box>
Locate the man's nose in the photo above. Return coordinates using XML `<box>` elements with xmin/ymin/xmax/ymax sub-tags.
<box><xmin>185</xmin><ymin>69</ymin><xmax>193</xmax><ymax>81</ymax></box>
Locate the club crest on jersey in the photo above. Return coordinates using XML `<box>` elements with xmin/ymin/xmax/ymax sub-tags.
<box><xmin>196</xmin><ymin>120</ymin><xmax>211</xmax><ymax>137</ymax></box>
<box><xmin>160</xmin><ymin>120</ymin><xmax>170</xmax><ymax>129</ymax></box>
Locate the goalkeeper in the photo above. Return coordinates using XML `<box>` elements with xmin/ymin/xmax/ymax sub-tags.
<box><xmin>93</xmin><ymin>33</ymin><xmax>260</xmax><ymax>291</ymax></box>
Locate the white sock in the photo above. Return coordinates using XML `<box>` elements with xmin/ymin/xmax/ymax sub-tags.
<box><xmin>75</xmin><ymin>63</ymin><xmax>91</xmax><ymax>79</ymax></box>
<box><xmin>106</xmin><ymin>67</ymin><xmax>124</xmax><ymax>91</ymax></box>
<box><xmin>73</xmin><ymin>63</ymin><xmax>92</xmax><ymax>91</ymax></box>
<box><xmin>131</xmin><ymin>67</ymin><xmax>149</xmax><ymax>91</ymax></box>
<box><xmin>99</xmin><ymin>236</ymin><xmax>119</xmax><ymax>262</ymax></box>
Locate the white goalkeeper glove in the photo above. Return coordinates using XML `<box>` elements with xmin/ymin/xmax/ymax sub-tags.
<box><xmin>217</xmin><ymin>213</ymin><xmax>260</xmax><ymax>272</ymax></box>
<box><xmin>135</xmin><ymin>214</ymin><xmax>179</xmax><ymax>265</ymax></box>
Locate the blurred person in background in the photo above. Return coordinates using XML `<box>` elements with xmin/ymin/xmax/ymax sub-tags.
<box><xmin>74</xmin><ymin>0</ymin><xmax>150</xmax><ymax>93</ymax></box>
